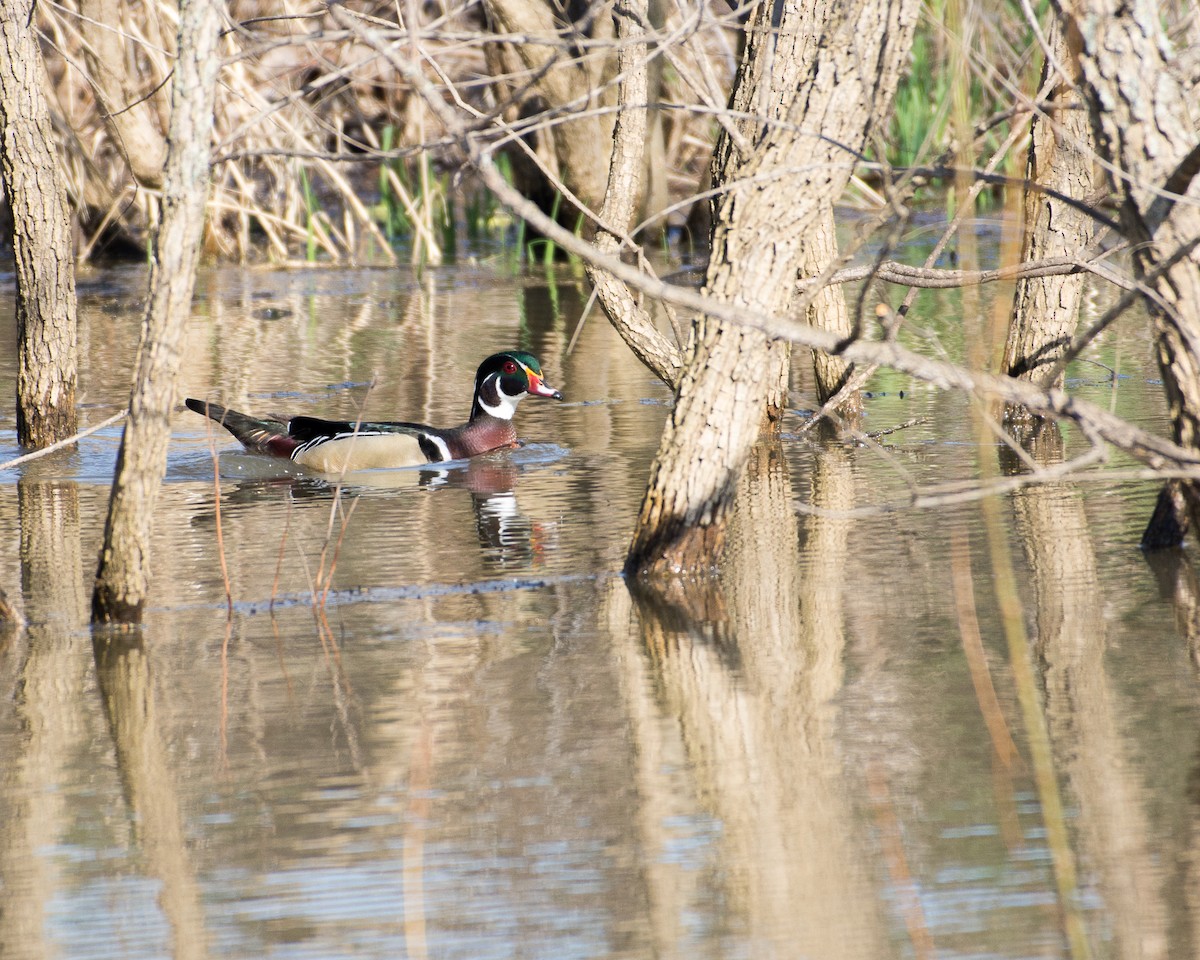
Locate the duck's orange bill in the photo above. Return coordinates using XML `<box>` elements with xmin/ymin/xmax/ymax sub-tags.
<box><xmin>527</xmin><ymin>372</ymin><xmax>564</xmax><ymax>400</ymax></box>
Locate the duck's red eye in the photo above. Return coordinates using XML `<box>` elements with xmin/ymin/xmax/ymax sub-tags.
<box><xmin>502</xmin><ymin>360</ymin><xmax>518</xmax><ymax>374</ymax></box>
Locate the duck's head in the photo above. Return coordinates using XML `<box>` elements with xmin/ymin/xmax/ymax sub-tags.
<box><xmin>471</xmin><ymin>351</ymin><xmax>563</xmax><ymax>421</ymax></box>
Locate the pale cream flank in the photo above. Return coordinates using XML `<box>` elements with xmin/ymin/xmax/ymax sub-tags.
<box><xmin>292</xmin><ymin>432</ymin><xmax>427</xmax><ymax>472</ymax></box>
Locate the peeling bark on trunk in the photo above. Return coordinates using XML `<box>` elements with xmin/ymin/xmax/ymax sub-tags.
<box><xmin>92</xmin><ymin>0</ymin><xmax>222</xmax><ymax>623</ymax></box>
<box><xmin>1052</xmin><ymin>0</ymin><xmax>1200</xmax><ymax>545</ymax></box>
<box><xmin>1002</xmin><ymin>13</ymin><xmax>1095</xmax><ymax>414</ymax></box>
<box><xmin>626</xmin><ymin>0</ymin><xmax>917</xmax><ymax>578</ymax></box>
<box><xmin>0</xmin><ymin>0</ymin><xmax>79</xmax><ymax>448</ymax></box>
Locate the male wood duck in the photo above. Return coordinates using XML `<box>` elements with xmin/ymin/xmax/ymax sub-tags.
<box><xmin>185</xmin><ymin>351</ymin><xmax>563</xmax><ymax>473</ymax></box>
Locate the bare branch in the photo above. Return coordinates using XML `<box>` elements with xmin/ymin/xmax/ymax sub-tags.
<box><xmin>327</xmin><ymin>0</ymin><xmax>1200</xmax><ymax>478</ymax></box>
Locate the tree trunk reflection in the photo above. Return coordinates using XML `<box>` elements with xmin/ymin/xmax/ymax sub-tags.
<box><xmin>0</xmin><ymin>480</ymin><xmax>88</xmax><ymax>960</ymax></box>
<box><xmin>93</xmin><ymin>631</ymin><xmax>209</xmax><ymax>960</ymax></box>
<box><xmin>620</xmin><ymin>442</ymin><xmax>885</xmax><ymax>957</ymax></box>
<box><xmin>1005</xmin><ymin>432</ymin><xmax>1170</xmax><ymax>958</ymax></box>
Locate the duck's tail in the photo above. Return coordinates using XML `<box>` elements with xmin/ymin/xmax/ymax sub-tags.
<box><xmin>185</xmin><ymin>398</ymin><xmax>298</xmax><ymax>458</ymax></box>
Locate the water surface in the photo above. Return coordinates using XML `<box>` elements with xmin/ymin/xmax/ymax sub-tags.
<box><xmin>0</xmin><ymin>254</ymin><xmax>1196</xmax><ymax>960</ymax></box>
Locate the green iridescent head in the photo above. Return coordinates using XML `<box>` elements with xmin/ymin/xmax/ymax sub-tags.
<box><xmin>470</xmin><ymin>352</ymin><xmax>563</xmax><ymax>421</ymax></box>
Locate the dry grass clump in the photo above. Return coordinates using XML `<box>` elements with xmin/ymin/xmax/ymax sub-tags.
<box><xmin>40</xmin><ymin>0</ymin><xmax>458</xmax><ymax>263</ymax></box>
<box><xmin>34</xmin><ymin>0</ymin><xmax>1190</xmax><ymax>267</ymax></box>
<box><xmin>35</xmin><ymin>0</ymin><xmax>739</xmax><ymax>266</ymax></box>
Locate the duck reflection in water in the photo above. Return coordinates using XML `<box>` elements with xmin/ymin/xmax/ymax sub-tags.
<box><xmin>200</xmin><ymin>453</ymin><xmax>549</xmax><ymax>571</ymax></box>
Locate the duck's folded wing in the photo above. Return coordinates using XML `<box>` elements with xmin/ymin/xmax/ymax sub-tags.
<box><xmin>288</xmin><ymin>418</ymin><xmax>449</xmax><ymax>471</ymax></box>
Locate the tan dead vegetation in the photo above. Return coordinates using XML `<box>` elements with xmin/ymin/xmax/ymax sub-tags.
<box><xmin>33</xmin><ymin>0</ymin><xmax>739</xmax><ymax>265</ymax></box>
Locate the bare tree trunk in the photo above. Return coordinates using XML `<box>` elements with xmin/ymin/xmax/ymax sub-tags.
<box><xmin>712</xmin><ymin>0</ymin><xmax>861</xmax><ymax>421</ymax></box>
<box><xmin>1001</xmin><ymin>13</ymin><xmax>1095</xmax><ymax>408</ymax></box>
<box><xmin>0</xmin><ymin>0</ymin><xmax>79</xmax><ymax>448</ymax></box>
<box><xmin>804</xmin><ymin>205</ymin><xmax>861</xmax><ymax>415</ymax></box>
<box><xmin>584</xmin><ymin>0</ymin><xmax>683</xmax><ymax>389</ymax></box>
<box><xmin>626</xmin><ymin>0</ymin><xmax>917</xmax><ymax>577</ymax></box>
<box><xmin>92</xmin><ymin>0</ymin><xmax>222</xmax><ymax>623</ymax></box>
<box><xmin>1052</xmin><ymin>0</ymin><xmax>1200</xmax><ymax>542</ymax></box>
<box><xmin>77</xmin><ymin>0</ymin><xmax>167</xmax><ymax>188</ymax></box>
<box><xmin>482</xmin><ymin>0</ymin><xmax>619</xmax><ymax>223</ymax></box>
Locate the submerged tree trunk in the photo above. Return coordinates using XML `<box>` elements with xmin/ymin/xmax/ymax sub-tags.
<box><xmin>92</xmin><ymin>0</ymin><xmax>222</xmax><ymax>623</ymax></box>
<box><xmin>1002</xmin><ymin>13</ymin><xmax>1095</xmax><ymax>415</ymax></box>
<box><xmin>0</xmin><ymin>0</ymin><xmax>79</xmax><ymax>448</ymax></box>
<box><xmin>1052</xmin><ymin>0</ymin><xmax>1200</xmax><ymax>545</ymax></box>
<box><xmin>626</xmin><ymin>0</ymin><xmax>917</xmax><ymax>577</ymax></box>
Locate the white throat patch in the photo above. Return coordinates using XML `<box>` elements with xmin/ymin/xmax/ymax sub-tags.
<box><xmin>478</xmin><ymin>372</ymin><xmax>525</xmax><ymax>420</ymax></box>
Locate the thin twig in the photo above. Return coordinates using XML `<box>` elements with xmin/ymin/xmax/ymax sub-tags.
<box><xmin>0</xmin><ymin>409</ymin><xmax>127</xmax><ymax>471</ymax></box>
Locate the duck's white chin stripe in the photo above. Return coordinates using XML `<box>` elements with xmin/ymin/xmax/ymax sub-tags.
<box><xmin>479</xmin><ymin>373</ymin><xmax>523</xmax><ymax>420</ymax></box>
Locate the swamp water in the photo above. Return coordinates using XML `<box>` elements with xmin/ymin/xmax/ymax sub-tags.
<box><xmin>0</xmin><ymin>256</ymin><xmax>1197</xmax><ymax>960</ymax></box>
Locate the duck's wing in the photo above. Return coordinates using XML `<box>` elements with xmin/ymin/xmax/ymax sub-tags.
<box><xmin>288</xmin><ymin>417</ymin><xmax>452</xmax><ymax>471</ymax></box>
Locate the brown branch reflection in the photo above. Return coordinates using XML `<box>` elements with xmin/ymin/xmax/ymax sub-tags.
<box><xmin>620</xmin><ymin>441</ymin><xmax>886</xmax><ymax>958</ymax></box>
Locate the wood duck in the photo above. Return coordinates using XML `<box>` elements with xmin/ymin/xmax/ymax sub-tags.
<box><xmin>185</xmin><ymin>351</ymin><xmax>563</xmax><ymax>473</ymax></box>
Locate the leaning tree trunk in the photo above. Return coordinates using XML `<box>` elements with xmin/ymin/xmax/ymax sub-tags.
<box><xmin>1051</xmin><ymin>0</ymin><xmax>1200</xmax><ymax>545</ymax></box>
<box><xmin>1001</xmin><ymin>13</ymin><xmax>1095</xmax><ymax>413</ymax></box>
<box><xmin>92</xmin><ymin>0</ymin><xmax>221</xmax><ymax>623</ymax></box>
<box><xmin>77</xmin><ymin>0</ymin><xmax>168</xmax><ymax>188</ymax></box>
<box><xmin>583</xmin><ymin>0</ymin><xmax>684</xmax><ymax>390</ymax></box>
<box><xmin>625</xmin><ymin>0</ymin><xmax>917</xmax><ymax>577</ymax></box>
<box><xmin>0</xmin><ymin>0</ymin><xmax>79</xmax><ymax>448</ymax></box>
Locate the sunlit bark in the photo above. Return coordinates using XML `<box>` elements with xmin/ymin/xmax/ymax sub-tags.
<box><xmin>711</xmin><ymin>0</ymin><xmax>865</xmax><ymax>418</ymax></box>
<box><xmin>92</xmin><ymin>0</ymin><xmax>222</xmax><ymax>622</ymax></box>
<box><xmin>803</xmin><ymin>208</ymin><xmax>862</xmax><ymax>415</ymax></box>
<box><xmin>585</xmin><ymin>0</ymin><xmax>683</xmax><ymax>389</ymax></box>
<box><xmin>0</xmin><ymin>0</ymin><xmax>79</xmax><ymax>448</ymax></box>
<box><xmin>626</xmin><ymin>0</ymin><xmax>917</xmax><ymax>577</ymax></box>
<box><xmin>1053</xmin><ymin>0</ymin><xmax>1200</xmax><ymax>542</ymax></box>
<box><xmin>712</xmin><ymin>0</ymin><xmax>839</xmax><ymax>421</ymax></box>
<box><xmin>1002</xmin><ymin>13</ymin><xmax>1095</xmax><ymax>413</ymax></box>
